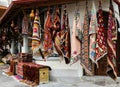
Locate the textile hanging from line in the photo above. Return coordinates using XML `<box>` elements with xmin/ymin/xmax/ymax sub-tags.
<box><xmin>95</xmin><ymin>1</ymin><xmax>107</xmax><ymax>63</ymax></box>
<box><xmin>54</xmin><ymin>5</ymin><xmax>71</xmax><ymax>64</ymax></box>
<box><xmin>31</xmin><ymin>9</ymin><xmax>41</xmax><ymax>56</ymax></box>
<box><xmin>22</xmin><ymin>15</ymin><xmax>29</xmax><ymax>34</ymax></box>
<box><xmin>43</xmin><ymin>8</ymin><xmax>53</xmax><ymax>57</ymax></box>
<box><xmin>70</xmin><ymin>6</ymin><xmax>82</xmax><ymax>64</ymax></box>
<box><xmin>53</xmin><ymin>8</ymin><xmax>64</xmax><ymax>56</ymax></box>
<box><xmin>107</xmin><ymin>0</ymin><xmax>117</xmax><ymax>80</ymax></box>
<box><xmin>80</xmin><ymin>1</ymin><xmax>92</xmax><ymax>75</ymax></box>
<box><xmin>53</xmin><ymin>7</ymin><xmax>61</xmax><ymax>40</ymax></box>
<box><xmin>89</xmin><ymin>1</ymin><xmax>97</xmax><ymax>64</ymax></box>
<box><xmin>60</xmin><ymin>5</ymin><xmax>71</xmax><ymax>64</ymax></box>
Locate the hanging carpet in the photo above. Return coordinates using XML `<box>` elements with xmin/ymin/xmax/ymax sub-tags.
<box><xmin>107</xmin><ymin>0</ymin><xmax>117</xmax><ymax>80</ymax></box>
<box><xmin>43</xmin><ymin>8</ymin><xmax>53</xmax><ymax>57</ymax></box>
<box><xmin>89</xmin><ymin>1</ymin><xmax>97</xmax><ymax>64</ymax></box>
<box><xmin>70</xmin><ymin>6</ymin><xmax>82</xmax><ymax>64</ymax></box>
<box><xmin>31</xmin><ymin>9</ymin><xmax>41</xmax><ymax>55</ymax></box>
<box><xmin>80</xmin><ymin>1</ymin><xmax>92</xmax><ymax>75</ymax></box>
<box><xmin>95</xmin><ymin>1</ymin><xmax>107</xmax><ymax>63</ymax></box>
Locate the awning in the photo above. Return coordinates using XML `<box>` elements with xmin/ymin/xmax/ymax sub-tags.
<box><xmin>0</xmin><ymin>0</ymin><xmax>82</xmax><ymax>27</ymax></box>
<box><xmin>0</xmin><ymin>6</ymin><xmax>7</xmax><ymax>17</ymax></box>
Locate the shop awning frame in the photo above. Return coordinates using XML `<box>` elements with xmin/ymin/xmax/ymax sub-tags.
<box><xmin>0</xmin><ymin>0</ymin><xmax>82</xmax><ymax>27</ymax></box>
<box><xmin>0</xmin><ymin>0</ymin><xmax>119</xmax><ymax>28</ymax></box>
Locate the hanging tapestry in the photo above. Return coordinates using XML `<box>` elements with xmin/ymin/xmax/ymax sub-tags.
<box><xmin>22</xmin><ymin>15</ymin><xmax>29</xmax><ymax>34</ymax></box>
<box><xmin>89</xmin><ymin>1</ymin><xmax>97</xmax><ymax>64</ymax></box>
<box><xmin>43</xmin><ymin>8</ymin><xmax>53</xmax><ymax>57</ymax></box>
<box><xmin>60</xmin><ymin>5</ymin><xmax>71</xmax><ymax>64</ymax></box>
<box><xmin>31</xmin><ymin>9</ymin><xmax>41</xmax><ymax>56</ymax></box>
<box><xmin>70</xmin><ymin>7</ymin><xmax>82</xmax><ymax>64</ymax></box>
<box><xmin>107</xmin><ymin>0</ymin><xmax>117</xmax><ymax>80</ymax></box>
<box><xmin>53</xmin><ymin>8</ymin><xmax>63</xmax><ymax>56</ymax></box>
<box><xmin>80</xmin><ymin>1</ymin><xmax>92</xmax><ymax>75</ymax></box>
<box><xmin>54</xmin><ymin>5</ymin><xmax>71</xmax><ymax>64</ymax></box>
<box><xmin>95</xmin><ymin>1</ymin><xmax>107</xmax><ymax>62</ymax></box>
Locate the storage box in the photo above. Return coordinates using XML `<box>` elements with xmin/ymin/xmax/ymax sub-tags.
<box><xmin>39</xmin><ymin>68</ymin><xmax>49</xmax><ymax>84</ymax></box>
<box><xmin>17</xmin><ymin>62</ymin><xmax>25</xmax><ymax>77</ymax></box>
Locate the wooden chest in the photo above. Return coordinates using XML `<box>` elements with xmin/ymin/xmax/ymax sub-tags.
<box><xmin>39</xmin><ymin>68</ymin><xmax>49</xmax><ymax>84</ymax></box>
<box><xmin>17</xmin><ymin>62</ymin><xmax>25</xmax><ymax>77</ymax></box>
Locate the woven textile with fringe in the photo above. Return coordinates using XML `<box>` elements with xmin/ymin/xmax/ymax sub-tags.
<box><xmin>70</xmin><ymin>6</ymin><xmax>82</xmax><ymax>64</ymax></box>
<box><xmin>95</xmin><ymin>1</ymin><xmax>107</xmax><ymax>62</ymax></box>
<box><xmin>107</xmin><ymin>0</ymin><xmax>117</xmax><ymax>80</ymax></box>
<box><xmin>43</xmin><ymin>9</ymin><xmax>53</xmax><ymax>56</ymax></box>
<box><xmin>89</xmin><ymin>1</ymin><xmax>97</xmax><ymax>64</ymax></box>
<box><xmin>80</xmin><ymin>1</ymin><xmax>92</xmax><ymax>75</ymax></box>
<box><xmin>54</xmin><ymin>5</ymin><xmax>71</xmax><ymax>64</ymax></box>
<box><xmin>32</xmin><ymin>9</ymin><xmax>41</xmax><ymax>56</ymax></box>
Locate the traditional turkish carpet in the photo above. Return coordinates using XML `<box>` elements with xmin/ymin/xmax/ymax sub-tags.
<box><xmin>80</xmin><ymin>1</ymin><xmax>92</xmax><ymax>75</ymax></box>
<box><xmin>43</xmin><ymin>8</ymin><xmax>53</xmax><ymax>56</ymax></box>
<box><xmin>89</xmin><ymin>1</ymin><xmax>97</xmax><ymax>64</ymax></box>
<box><xmin>53</xmin><ymin>8</ymin><xmax>62</xmax><ymax>56</ymax></box>
<box><xmin>70</xmin><ymin>8</ymin><xmax>82</xmax><ymax>64</ymax></box>
<box><xmin>31</xmin><ymin>9</ymin><xmax>41</xmax><ymax>55</ymax></box>
<box><xmin>95</xmin><ymin>1</ymin><xmax>107</xmax><ymax>62</ymax></box>
<box><xmin>54</xmin><ymin>6</ymin><xmax>71</xmax><ymax>64</ymax></box>
<box><xmin>60</xmin><ymin>5</ymin><xmax>71</xmax><ymax>64</ymax></box>
<box><xmin>107</xmin><ymin>0</ymin><xmax>117</xmax><ymax>80</ymax></box>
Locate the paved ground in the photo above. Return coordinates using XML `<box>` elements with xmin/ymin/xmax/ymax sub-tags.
<box><xmin>0</xmin><ymin>65</ymin><xmax>120</xmax><ymax>87</ymax></box>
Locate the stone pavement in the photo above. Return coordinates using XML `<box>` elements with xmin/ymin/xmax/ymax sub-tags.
<box><xmin>38</xmin><ymin>76</ymin><xmax>120</xmax><ymax>87</ymax></box>
<box><xmin>0</xmin><ymin>65</ymin><xmax>120</xmax><ymax>87</ymax></box>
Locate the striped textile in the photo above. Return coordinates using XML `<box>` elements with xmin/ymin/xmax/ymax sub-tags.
<box><xmin>95</xmin><ymin>1</ymin><xmax>107</xmax><ymax>62</ymax></box>
<box><xmin>31</xmin><ymin>9</ymin><xmax>41</xmax><ymax>55</ymax></box>
<box><xmin>107</xmin><ymin>0</ymin><xmax>117</xmax><ymax>80</ymax></box>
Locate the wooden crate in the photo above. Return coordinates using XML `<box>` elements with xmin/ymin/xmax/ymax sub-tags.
<box><xmin>39</xmin><ymin>68</ymin><xmax>49</xmax><ymax>84</ymax></box>
<box><xmin>17</xmin><ymin>62</ymin><xmax>25</xmax><ymax>77</ymax></box>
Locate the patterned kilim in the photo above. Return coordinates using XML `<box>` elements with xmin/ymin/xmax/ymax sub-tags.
<box><xmin>60</xmin><ymin>5</ymin><xmax>71</xmax><ymax>64</ymax></box>
<box><xmin>80</xmin><ymin>1</ymin><xmax>92</xmax><ymax>75</ymax></box>
<box><xmin>107</xmin><ymin>0</ymin><xmax>117</xmax><ymax>80</ymax></box>
<box><xmin>53</xmin><ymin>8</ymin><xmax>62</xmax><ymax>55</ymax></box>
<box><xmin>53</xmin><ymin>7</ymin><xmax>61</xmax><ymax>39</ymax></box>
<box><xmin>32</xmin><ymin>9</ymin><xmax>41</xmax><ymax>55</ymax></box>
<box><xmin>95</xmin><ymin>1</ymin><xmax>107</xmax><ymax>62</ymax></box>
<box><xmin>43</xmin><ymin>9</ymin><xmax>53</xmax><ymax>56</ymax></box>
<box><xmin>22</xmin><ymin>15</ymin><xmax>29</xmax><ymax>34</ymax></box>
<box><xmin>70</xmin><ymin>7</ymin><xmax>82</xmax><ymax>64</ymax></box>
<box><xmin>89</xmin><ymin>1</ymin><xmax>97</xmax><ymax>64</ymax></box>
<box><xmin>54</xmin><ymin>5</ymin><xmax>71</xmax><ymax>64</ymax></box>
